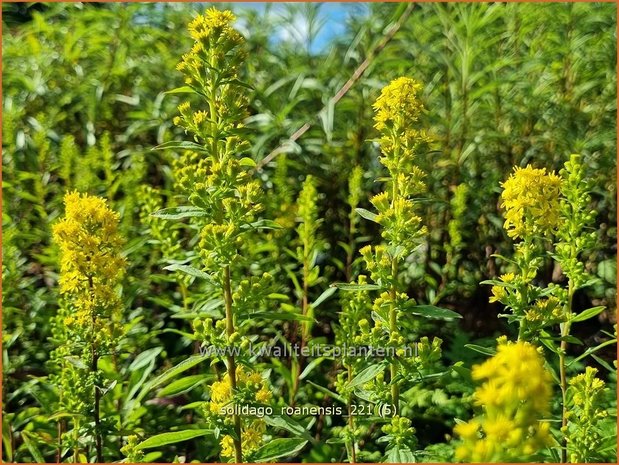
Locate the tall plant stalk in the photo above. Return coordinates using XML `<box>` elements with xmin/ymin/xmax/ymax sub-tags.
<box><xmin>223</xmin><ymin>265</ymin><xmax>242</xmax><ymax>462</ymax></box>
<box><xmin>168</xmin><ymin>9</ymin><xmax>275</xmax><ymax>461</ymax></box>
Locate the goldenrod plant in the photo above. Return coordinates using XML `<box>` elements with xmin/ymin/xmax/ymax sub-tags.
<box><xmin>51</xmin><ymin>192</ymin><xmax>126</xmax><ymax>462</ymax></box>
<box><xmin>564</xmin><ymin>367</ymin><xmax>615</xmax><ymax>463</ymax></box>
<box><xmin>288</xmin><ymin>175</ymin><xmax>325</xmax><ymax>403</ymax></box>
<box><xmin>485</xmin><ymin>154</ymin><xmax>616</xmax><ymax>462</ymax></box>
<box><xmin>334</xmin><ymin>275</ymin><xmax>372</xmax><ymax>463</ymax></box>
<box><xmin>164</xmin><ymin>9</ymin><xmax>260</xmax><ymax>462</ymax></box>
<box><xmin>486</xmin><ymin>164</ymin><xmax>564</xmax><ymax>339</ymax></box>
<box><xmin>335</xmin><ymin>77</ymin><xmax>460</xmax><ymax>461</ymax></box>
<box><xmin>148</xmin><ymin>10</ymin><xmax>306</xmax><ymax>462</ymax></box>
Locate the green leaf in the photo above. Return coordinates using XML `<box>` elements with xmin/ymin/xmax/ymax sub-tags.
<box><xmin>299</xmin><ymin>356</ymin><xmax>329</xmax><ymax>380</ymax></box>
<box><xmin>570</xmin><ymin>306</ymin><xmax>605</xmax><ymax>323</ymax></box>
<box><xmin>47</xmin><ymin>412</ymin><xmax>75</xmax><ymax>422</ymax></box>
<box><xmin>385</xmin><ymin>445</ymin><xmax>416</xmax><ymax>463</ymax></box>
<box><xmin>306</xmin><ymin>380</ymin><xmax>346</xmax><ymax>404</ymax></box>
<box><xmin>591</xmin><ymin>353</ymin><xmax>614</xmax><ymax>372</ymax></box>
<box><xmin>163</xmin><ymin>264</ymin><xmax>213</xmax><ymax>281</ymax></box>
<box><xmin>331</xmin><ymin>282</ymin><xmax>382</xmax><ymax>291</ymax></box>
<box><xmin>406</xmin><ymin>304</ymin><xmax>462</xmax><ymax>320</ymax></box>
<box><xmin>311</xmin><ymin>287</ymin><xmax>336</xmax><ymax>308</ymax></box>
<box><xmin>151</xmin><ymin>206</ymin><xmax>208</xmax><ymax>220</ymax></box>
<box><xmin>464</xmin><ymin>344</ymin><xmax>496</xmax><ymax>356</ymax></box>
<box><xmin>251</xmin><ymin>438</ymin><xmax>308</xmax><ymax>462</ymax></box>
<box><xmin>152</xmin><ymin>140</ymin><xmax>208</xmax><ymax>152</ymax></box>
<box><xmin>450</xmin><ymin>362</ymin><xmax>471</xmax><ymax>379</ymax></box>
<box><xmin>239</xmin><ymin>157</ymin><xmax>257</xmax><ymax>167</ymax></box>
<box><xmin>539</xmin><ymin>331</ymin><xmax>583</xmax><ymax>345</ymax></box>
<box><xmin>136</xmin><ymin>355</ymin><xmax>209</xmax><ymax>403</ymax></box>
<box><xmin>349</xmin><ymin>363</ymin><xmax>385</xmax><ymax>389</ymax></box>
<box><xmin>157</xmin><ymin>374</ymin><xmax>210</xmax><ymax>397</ymax></box>
<box><xmin>355</xmin><ymin>207</ymin><xmax>379</xmax><ymax>223</ymax></box>
<box><xmin>325</xmin><ymin>437</ymin><xmax>345</xmax><ymax>445</ymax></box>
<box><xmin>21</xmin><ymin>432</ymin><xmax>45</xmax><ymax>463</ymax></box>
<box><xmin>242</xmin><ymin>219</ymin><xmax>283</xmax><ymax>231</ymax></box>
<box><xmin>222</xmin><ymin>78</ymin><xmax>254</xmax><ymax>90</ymax></box>
<box><xmin>264</xmin><ymin>416</ymin><xmax>312</xmax><ymax>441</ymax></box>
<box><xmin>571</xmin><ymin>338</ymin><xmax>617</xmax><ymax>365</ymax></box>
<box><xmin>135</xmin><ymin>429</ymin><xmax>212</xmax><ymax>450</ymax></box>
<box><xmin>538</xmin><ymin>334</ymin><xmax>560</xmax><ymax>355</ymax></box>
<box><xmin>479</xmin><ymin>279</ymin><xmax>516</xmax><ymax>289</ymax></box>
<box><xmin>129</xmin><ymin>347</ymin><xmax>163</xmax><ymax>371</ymax></box>
<box><xmin>164</xmin><ymin>85</ymin><xmax>196</xmax><ymax>94</ymax></box>
<box><xmin>143</xmin><ymin>452</ymin><xmax>163</xmax><ymax>463</ymax></box>
<box><xmin>161</xmin><ymin>328</ymin><xmax>198</xmax><ymax>339</ymax></box>
<box><xmin>179</xmin><ymin>401</ymin><xmax>205</xmax><ymax>412</ymax></box>
<box><xmin>238</xmin><ymin>311</ymin><xmax>312</xmax><ymax>322</ymax></box>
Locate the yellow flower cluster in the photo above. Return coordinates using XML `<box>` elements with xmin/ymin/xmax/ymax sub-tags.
<box><xmin>52</xmin><ymin>192</ymin><xmax>125</xmax><ymax>340</ymax></box>
<box><xmin>187</xmin><ymin>9</ymin><xmax>240</xmax><ymax>42</ymax></box>
<box><xmin>488</xmin><ymin>273</ymin><xmax>514</xmax><ymax>303</ymax></box>
<box><xmin>175</xmin><ymin>8</ymin><xmax>247</xmax><ymax>135</ymax></box>
<box><xmin>524</xmin><ymin>296</ymin><xmax>564</xmax><ymax>324</ymax></box>
<box><xmin>373</xmin><ymin>77</ymin><xmax>424</xmax><ymax>131</ymax></box>
<box><xmin>220</xmin><ymin>420</ymin><xmax>266</xmax><ymax>460</ymax></box>
<box><xmin>569</xmin><ymin>367</ymin><xmax>607</xmax><ymax>409</ymax></box>
<box><xmin>454</xmin><ymin>341</ymin><xmax>553</xmax><ymax>462</ymax></box>
<box><xmin>373</xmin><ymin>78</ymin><xmax>430</xmax><ymax>180</ymax></box>
<box><xmin>209</xmin><ymin>367</ymin><xmax>272</xmax><ymax>414</ymax></box>
<box><xmin>501</xmin><ymin>165</ymin><xmax>562</xmax><ymax>240</ymax></box>
<box><xmin>375</xmin><ymin>197</ymin><xmax>427</xmax><ymax>253</ymax></box>
<box><xmin>359</xmin><ymin>244</ymin><xmax>393</xmax><ymax>285</ymax></box>
<box><xmin>208</xmin><ymin>368</ymin><xmax>271</xmax><ymax>460</ymax></box>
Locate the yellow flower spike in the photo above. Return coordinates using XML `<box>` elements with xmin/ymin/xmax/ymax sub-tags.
<box><xmin>501</xmin><ymin>165</ymin><xmax>562</xmax><ymax>240</ymax></box>
<box><xmin>51</xmin><ymin>191</ymin><xmax>126</xmax><ymax>434</ymax></box>
<box><xmin>373</xmin><ymin>77</ymin><xmax>424</xmax><ymax>131</ymax></box>
<box><xmin>53</xmin><ymin>192</ymin><xmax>125</xmax><ymax>298</ymax></box>
<box><xmin>203</xmin><ymin>8</ymin><xmax>236</xmax><ymax>29</ymax></box>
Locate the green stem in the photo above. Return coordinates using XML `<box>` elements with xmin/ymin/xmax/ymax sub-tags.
<box><xmin>92</xmin><ymin>348</ymin><xmax>102</xmax><ymax>463</ymax></box>
<box><xmin>347</xmin><ymin>364</ymin><xmax>357</xmax><ymax>463</ymax></box>
<box><xmin>345</xmin><ymin>205</ymin><xmax>357</xmax><ymax>282</ymax></box>
<box><xmin>223</xmin><ymin>265</ymin><xmax>243</xmax><ymax>463</ymax></box>
<box><xmin>180</xmin><ymin>282</ymin><xmax>189</xmax><ymax>311</ymax></box>
<box><xmin>291</xmin><ymin>251</ymin><xmax>310</xmax><ymax>405</ymax></box>
<box><xmin>87</xmin><ymin>276</ymin><xmax>103</xmax><ymax>463</ymax></box>
<box><xmin>389</xmin><ymin>257</ymin><xmax>399</xmax><ymax>415</ymax></box>
<box><xmin>57</xmin><ymin>396</ymin><xmax>64</xmax><ymax>462</ymax></box>
<box><xmin>73</xmin><ymin>416</ymin><xmax>80</xmax><ymax>463</ymax></box>
<box><xmin>389</xmin><ymin>139</ymin><xmax>400</xmax><ymax>415</ymax></box>
<box><xmin>559</xmin><ymin>285</ymin><xmax>574</xmax><ymax>463</ymax></box>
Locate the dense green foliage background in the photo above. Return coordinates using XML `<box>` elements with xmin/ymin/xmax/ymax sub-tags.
<box><xmin>2</xmin><ymin>2</ymin><xmax>617</xmax><ymax>462</ymax></box>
